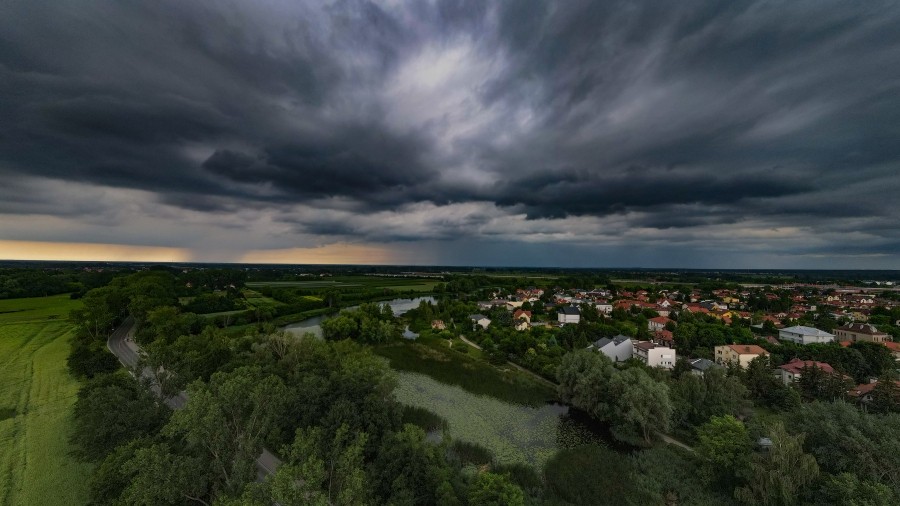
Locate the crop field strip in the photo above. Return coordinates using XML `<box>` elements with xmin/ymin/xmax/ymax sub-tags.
<box><xmin>0</xmin><ymin>295</ymin><xmax>92</xmax><ymax>506</ymax></box>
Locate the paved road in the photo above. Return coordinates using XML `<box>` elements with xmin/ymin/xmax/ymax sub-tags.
<box><xmin>107</xmin><ymin>318</ymin><xmax>282</xmax><ymax>480</ymax></box>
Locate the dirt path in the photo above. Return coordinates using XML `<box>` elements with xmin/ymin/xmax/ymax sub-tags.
<box><xmin>656</xmin><ymin>431</ymin><xmax>695</xmax><ymax>452</ymax></box>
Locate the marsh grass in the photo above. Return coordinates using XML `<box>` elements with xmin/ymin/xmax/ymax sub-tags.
<box><xmin>402</xmin><ymin>405</ymin><xmax>449</xmax><ymax>432</ymax></box>
<box><xmin>375</xmin><ymin>336</ymin><xmax>555</xmax><ymax>406</ymax></box>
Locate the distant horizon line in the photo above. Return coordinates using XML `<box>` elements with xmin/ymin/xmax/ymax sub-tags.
<box><xmin>2</xmin><ymin>258</ymin><xmax>899</xmax><ymax>274</ymax></box>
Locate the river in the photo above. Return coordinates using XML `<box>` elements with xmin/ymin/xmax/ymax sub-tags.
<box><xmin>283</xmin><ymin>296</ymin><xmax>435</xmax><ymax>337</ymax></box>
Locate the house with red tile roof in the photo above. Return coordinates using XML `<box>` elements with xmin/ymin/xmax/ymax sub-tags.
<box><xmin>648</xmin><ymin>316</ymin><xmax>673</xmax><ymax>332</ymax></box>
<box><xmin>776</xmin><ymin>358</ymin><xmax>834</xmax><ymax>384</ymax></box>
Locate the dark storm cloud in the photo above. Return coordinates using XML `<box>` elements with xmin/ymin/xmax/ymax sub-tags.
<box><xmin>2</xmin><ymin>0</ymin><xmax>899</xmax><ymax>264</ymax></box>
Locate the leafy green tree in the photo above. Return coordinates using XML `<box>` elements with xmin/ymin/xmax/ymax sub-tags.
<box><xmin>556</xmin><ymin>351</ymin><xmax>616</xmax><ymax>421</ymax></box>
<box><xmin>70</xmin><ymin>286</ymin><xmax>122</xmax><ymax>341</ymax></box>
<box><xmin>468</xmin><ymin>472</ymin><xmax>525</xmax><ymax>506</ymax></box>
<box><xmin>67</xmin><ymin>340</ymin><xmax>121</xmax><ymax>379</ymax></box>
<box><xmin>670</xmin><ymin>368</ymin><xmax>749</xmax><ymax>429</ymax></box>
<box><xmin>70</xmin><ymin>373</ymin><xmax>169</xmax><ymax>461</ymax></box>
<box><xmin>696</xmin><ymin>415</ymin><xmax>751</xmax><ymax>486</ymax></box>
<box><xmin>869</xmin><ymin>380</ymin><xmax>900</xmax><ymax>414</ymax></box>
<box><xmin>88</xmin><ymin>438</ymin><xmax>147</xmax><ymax>506</ymax></box>
<box><xmin>122</xmin><ymin>443</ymin><xmax>210</xmax><ymax>505</ymax></box>
<box><xmin>164</xmin><ymin>366</ymin><xmax>288</xmax><ymax>497</ymax></box>
<box><xmin>734</xmin><ymin>422</ymin><xmax>819</xmax><ymax>506</ymax></box>
<box><xmin>817</xmin><ymin>472</ymin><xmax>897</xmax><ymax>506</ymax></box>
<box><xmin>370</xmin><ymin>425</ymin><xmax>459</xmax><ymax>505</ymax></box>
<box><xmin>609</xmin><ymin>367</ymin><xmax>673</xmax><ymax>444</ymax></box>
<box><xmin>797</xmin><ymin>365</ymin><xmax>851</xmax><ymax>402</ymax></box>
<box><xmin>788</xmin><ymin>401</ymin><xmax>900</xmax><ymax>497</ymax></box>
<box><xmin>268</xmin><ymin>425</ymin><xmax>369</xmax><ymax>506</ymax></box>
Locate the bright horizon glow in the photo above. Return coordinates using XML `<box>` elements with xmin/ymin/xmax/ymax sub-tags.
<box><xmin>0</xmin><ymin>240</ymin><xmax>193</xmax><ymax>263</ymax></box>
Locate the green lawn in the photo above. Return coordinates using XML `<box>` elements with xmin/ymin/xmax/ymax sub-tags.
<box><xmin>0</xmin><ymin>295</ymin><xmax>92</xmax><ymax>506</ymax></box>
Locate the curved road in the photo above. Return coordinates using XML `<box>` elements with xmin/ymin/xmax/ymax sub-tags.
<box><xmin>107</xmin><ymin>317</ymin><xmax>282</xmax><ymax>479</ymax></box>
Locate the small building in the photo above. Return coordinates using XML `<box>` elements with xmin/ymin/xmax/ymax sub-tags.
<box><xmin>778</xmin><ymin>325</ymin><xmax>834</xmax><ymax>345</ymax></box>
<box><xmin>468</xmin><ymin>314</ymin><xmax>491</xmax><ymax>330</ymax></box>
<box><xmin>648</xmin><ymin>316</ymin><xmax>672</xmax><ymax>332</ymax></box>
<box><xmin>714</xmin><ymin>344</ymin><xmax>770</xmax><ymax>369</ymax></box>
<box><xmin>834</xmin><ymin>323</ymin><xmax>890</xmax><ymax>343</ymax></box>
<box><xmin>884</xmin><ymin>341</ymin><xmax>900</xmax><ymax>361</ymax></box>
<box><xmin>653</xmin><ymin>329</ymin><xmax>674</xmax><ymax>347</ymax></box>
<box><xmin>558</xmin><ymin>306</ymin><xmax>581</xmax><ymax>325</ymax></box>
<box><xmin>848</xmin><ymin>380</ymin><xmax>900</xmax><ymax>404</ymax></box>
<box><xmin>431</xmin><ymin>320</ymin><xmax>447</xmax><ymax>330</ymax></box>
<box><xmin>595</xmin><ymin>302</ymin><xmax>613</xmax><ymax>315</ymax></box>
<box><xmin>513</xmin><ymin>309</ymin><xmax>532</xmax><ymax>323</ymax></box>
<box><xmin>689</xmin><ymin>358</ymin><xmax>722</xmax><ymax>377</ymax></box>
<box><xmin>633</xmin><ymin>341</ymin><xmax>676</xmax><ymax>369</ymax></box>
<box><xmin>589</xmin><ymin>335</ymin><xmax>633</xmax><ymax>362</ymax></box>
<box><xmin>776</xmin><ymin>358</ymin><xmax>834</xmax><ymax>384</ymax></box>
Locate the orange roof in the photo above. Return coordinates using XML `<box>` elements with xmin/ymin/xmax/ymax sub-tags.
<box><xmin>779</xmin><ymin>358</ymin><xmax>834</xmax><ymax>375</ymax></box>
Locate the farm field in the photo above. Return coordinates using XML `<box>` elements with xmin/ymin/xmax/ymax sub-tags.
<box><xmin>0</xmin><ymin>295</ymin><xmax>92</xmax><ymax>506</ymax></box>
<box><xmin>246</xmin><ymin>275</ymin><xmax>438</xmax><ymax>292</ymax></box>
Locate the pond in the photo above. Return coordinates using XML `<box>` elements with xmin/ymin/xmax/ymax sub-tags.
<box><xmin>283</xmin><ymin>296</ymin><xmax>435</xmax><ymax>338</ymax></box>
<box><xmin>394</xmin><ymin>371</ymin><xmax>608</xmax><ymax>469</ymax></box>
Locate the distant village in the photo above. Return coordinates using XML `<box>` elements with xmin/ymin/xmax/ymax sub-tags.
<box><xmin>463</xmin><ymin>283</ymin><xmax>900</xmax><ymax>404</ymax></box>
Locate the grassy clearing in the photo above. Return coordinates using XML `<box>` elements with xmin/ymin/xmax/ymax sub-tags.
<box><xmin>0</xmin><ymin>295</ymin><xmax>92</xmax><ymax>505</ymax></box>
<box><xmin>245</xmin><ymin>276</ymin><xmax>438</xmax><ymax>292</ymax></box>
<box><xmin>241</xmin><ymin>289</ymin><xmax>286</xmax><ymax>308</ymax></box>
<box><xmin>374</xmin><ymin>336</ymin><xmax>555</xmax><ymax>406</ymax></box>
<box><xmin>245</xmin><ymin>281</ymin><xmax>359</xmax><ymax>288</ymax></box>
<box><xmin>382</xmin><ymin>282</ymin><xmax>439</xmax><ymax>292</ymax></box>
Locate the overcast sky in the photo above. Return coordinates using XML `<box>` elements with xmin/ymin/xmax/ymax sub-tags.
<box><xmin>2</xmin><ymin>0</ymin><xmax>899</xmax><ymax>267</ymax></box>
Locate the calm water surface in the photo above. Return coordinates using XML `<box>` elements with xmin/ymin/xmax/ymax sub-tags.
<box><xmin>283</xmin><ymin>296</ymin><xmax>435</xmax><ymax>337</ymax></box>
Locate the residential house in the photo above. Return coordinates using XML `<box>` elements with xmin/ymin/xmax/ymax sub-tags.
<box><xmin>469</xmin><ymin>314</ymin><xmax>491</xmax><ymax>330</ymax></box>
<box><xmin>834</xmin><ymin>323</ymin><xmax>890</xmax><ymax>343</ymax></box>
<box><xmin>884</xmin><ymin>341</ymin><xmax>900</xmax><ymax>361</ymax></box>
<box><xmin>848</xmin><ymin>380</ymin><xmax>900</xmax><ymax>405</ymax></box>
<box><xmin>776</xmin><ymin>358</ymin><xmax>834</xmax><ymax>384</ymax></box>
<box><xmin>633</xmin><ymin>341</ymin><xmax>676</xmax><ymax>369</ymax></box>
<box><xmin>431</xmin><ymin>320</ymin><xmax>447</xmax><ymax>331</ymax></box>
<box><xmin>653</xmin><ymin>329</ymin><xmax>674</xmax><ymax>347</ymax></box>
<box><xmin>648</xmin><ymin>316</ymin><xmax>672</xmax><ymax>332</ymax></box>
<box><xmin>595</xmin><ymin>301</ymin><xmax>613</xmax><ymax>315</ymax></box>
<box><xmin>558</xmin><ymin>306</ymin><xmax>581</xmax><ymax>325</ymax></box>
<box><xmin>778</xmin><ymin>325</ymin><xmax>834</xmax><ymax>345</ymax></box>
<box><xmin>689</xmin><ymin>358</ymin><xmax>723</xmax><ymax>377</ymax></box>
<box><xmin>714</xmin><ymin>344</ymin><xmax>770</xmax><ymax>369</ymax></box>
<box><xmin>589</xmin><ymin>335</ymin><xmax>633</xmax><ymax>362</ymax></box>
<box><xmin>513</xmin><ymin>309</ymin><xmax>532</xmax><ymax>332</ymax></box>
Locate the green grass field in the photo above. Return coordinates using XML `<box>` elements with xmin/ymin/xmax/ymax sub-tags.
<box><xmin>245</xmin><ymin>276</ymin><xmax>438</xmax><ymax>292</ymax></box>
<box><xmin>0</xmin><ymin>295</ymin><xmax>92</xmax><ymax>506</ymax></box>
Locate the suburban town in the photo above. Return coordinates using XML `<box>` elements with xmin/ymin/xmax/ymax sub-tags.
<box><xmin>462</xmin><ymin>282</ymin><xmax>900</xmax><ymax>398</ymax></box>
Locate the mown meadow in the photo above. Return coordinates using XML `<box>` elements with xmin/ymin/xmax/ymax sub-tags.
<box><xmin>0</xmin><ymin>295</ymin><xmax>92</xmax><ymax>506</ymax></box>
